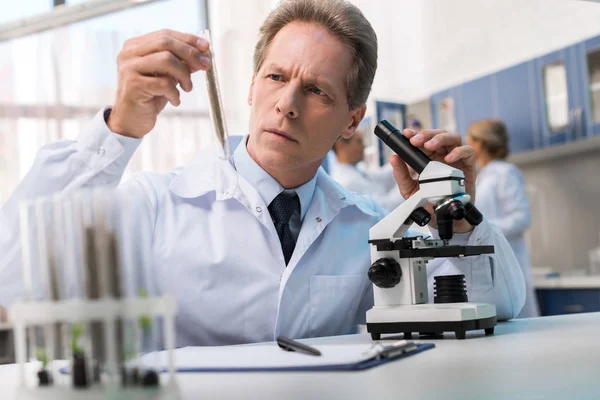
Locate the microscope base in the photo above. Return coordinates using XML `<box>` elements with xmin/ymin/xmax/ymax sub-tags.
<box><xmin>366</xmin><ymin>303</ymin><xmax>497</xmax><ymax>340</ymax></box>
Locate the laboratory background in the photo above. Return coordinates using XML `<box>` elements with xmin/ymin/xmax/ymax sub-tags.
<box><xmin>1</xmin><ymin>0</ymin><xmax>600</xmax><ymax>397</ymax></box>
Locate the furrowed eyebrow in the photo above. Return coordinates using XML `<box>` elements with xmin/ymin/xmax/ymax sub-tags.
<box><xmin>263</xmin><ymin>63</ymin><xmax>286</xmax><ymax>74</ymax></box>
<box><xmin>263</xmin><ymin>63</ymin><xmax>338</xmax><ymax>95</ymax></box>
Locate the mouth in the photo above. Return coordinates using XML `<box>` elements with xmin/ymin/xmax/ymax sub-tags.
<box><xmin>265</xmin><ymin>128</ymin><xmax>298</xmax><ymax>143</ymax></box>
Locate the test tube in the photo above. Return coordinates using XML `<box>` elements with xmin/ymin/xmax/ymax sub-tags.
<box><xmin>202</xmin><ymin>29</ymin><xmax>231</xmax><ymax>160</ymax></box>
<box><xmin>135</xmin><ymin>196</ymin><xmax>161</xmax><ymax>386</ymax></box>
<box><xmin>35</xmin><ymin>199</ymin><xmax>56</xmax><ymax>386</ymax></box>
<box><xmin>18</xmin><ymin>202</ymin><xmax>38</xmax><ymax>363</ymax></box>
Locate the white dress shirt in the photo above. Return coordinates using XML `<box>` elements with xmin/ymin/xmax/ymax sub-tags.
<box><xmin>232</xmin><ymin>136</ymin><xmax>317</xmax><ymax>242</ymax></box>
<box><xmin>0</xmin><ymin>108</ymin><xmax>526</xmax><ymax>346</ymax></box>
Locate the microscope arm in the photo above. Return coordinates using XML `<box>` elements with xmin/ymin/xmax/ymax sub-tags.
<box><xmin>369</xmin><ymin>188</ymin><xmax>428</xmax><ymax>240</ymax></box>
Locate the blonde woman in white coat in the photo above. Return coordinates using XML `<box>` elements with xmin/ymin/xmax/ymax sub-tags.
<box><xmin>467</xmin><ymin>119</ymin><xmax>540</xmax><ymax>318</ymax></box>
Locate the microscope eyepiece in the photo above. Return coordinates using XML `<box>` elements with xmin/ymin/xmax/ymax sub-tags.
<box><xmin>374</xmin><ymin>120</ymin><xmax>430</xmax><ymax>174</ymax></box>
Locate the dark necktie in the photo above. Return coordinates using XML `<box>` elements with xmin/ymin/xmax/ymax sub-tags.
<box><xmin>268</xmin><ymin>191</ymin><xmax>300</xmax><ymax>265</ymax></box>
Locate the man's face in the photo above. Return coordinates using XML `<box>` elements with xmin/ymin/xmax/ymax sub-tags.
<box><xmin>247</xmin><ymin>21</ymin><xmax>365</xmax><ymax>176</ymax></box>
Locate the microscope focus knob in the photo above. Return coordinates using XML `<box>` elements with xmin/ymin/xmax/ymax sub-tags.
<box><xmin>368</xmin><ymin>258</ymin><xmax>402</xmax><ymax>288</ymax></box>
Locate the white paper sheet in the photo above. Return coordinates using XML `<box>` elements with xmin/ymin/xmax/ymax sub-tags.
<box><xmin>137</xmin><ymin>342</ymin><xmax>382</xmax><ymax>371</ymax></box>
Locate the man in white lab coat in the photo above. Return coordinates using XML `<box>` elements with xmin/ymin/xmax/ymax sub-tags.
<box><xmin>0</xmin><ymin>0</ymin><xmax>525</xmax><ymax>346</ymax></box>
<box><xmin>330</xmin><ymin>129</ymin><xmax>405</xmax><ymax>211</ymax></box>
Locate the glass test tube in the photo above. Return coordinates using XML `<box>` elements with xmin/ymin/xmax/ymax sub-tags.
<box><xmin>202</xmin><ymin>29</ymin><xmax>232</xmax><ymax>160</ymax></box>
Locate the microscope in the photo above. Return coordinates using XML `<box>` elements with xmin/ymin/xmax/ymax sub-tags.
<box><xmin>366</xmin><ymin>120</ymin><xmax>497</xmax><ymax>340</ymax></box>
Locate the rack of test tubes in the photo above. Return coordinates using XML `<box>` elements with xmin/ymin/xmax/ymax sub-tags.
<box><xmin>8</xmin><ymin>188</ymin><xmax>178</xmax><ymax>399</ymax></box>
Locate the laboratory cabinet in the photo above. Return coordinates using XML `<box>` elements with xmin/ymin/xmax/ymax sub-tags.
<box><xmin>455</xmin><ymin>75</ymin><xmax>493</xmax><ymax>138</ymax></box>
<box><xmin>533</xmin><ymin>45</ymin><xmax>586</xmax><ymax>147</ymax></box>
<box><xmin>493</xmin><ymin>61</ymin><xmax>539</xmax><ymax>152</ymax></box>
<box><xmin>430</xmin><ymin>71</ymin><xmax>539</xmax><ymax>154</ymax></box>
<box><xmin>430</xmin><ymin>34</ymin><xmax>600</xmax><ymax>154</ymax></box>
<box><xmin>536</xmin><ymin>289</ymin><xmax>600</xmax><ymax>316</ymax></box>
<box><xmin>582</xmin><ymin>36</ymin><xmax>600</xmax><ymax>137</ymax></box>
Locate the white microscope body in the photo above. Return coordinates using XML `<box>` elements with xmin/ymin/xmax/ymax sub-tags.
<box><xmin>366</xmin><ymin>121</ymin><xmax>497</xmax><ymax>340</ymax></box>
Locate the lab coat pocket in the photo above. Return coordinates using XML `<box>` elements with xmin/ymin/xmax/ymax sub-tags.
<box><xmin>309</xmin><ymin>274</ymin><xmax>364</xmax><ymax>338</ymax></box>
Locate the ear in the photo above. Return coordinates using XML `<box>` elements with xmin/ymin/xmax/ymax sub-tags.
<box><xmin>340</xmin><ymin>105</ymin><xmax>367</xmax><ymax>140</ymax></box>
<box><xmin>247</xmin><ymin>75</ymin><xmax>255</xmax><ymax>106</ymax></box>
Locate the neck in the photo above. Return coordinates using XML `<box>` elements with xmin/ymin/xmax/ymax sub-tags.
<box><xmin>246</xmin><ymin>142</ymin><xmax>320</xmax><ymax>189</ymax></box>
<box><xmin>477</xmin><ymin>154</ymin><xmax>495</xmax><ymax>169</ymax></box>
<box><xmin>336</xmin><ymin>153</ymin><xmax>358</xmax><ymax>165</ymax></box>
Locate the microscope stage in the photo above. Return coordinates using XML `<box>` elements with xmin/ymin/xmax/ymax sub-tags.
<box><xmin>366</xmin><ymin>303</ymin><xmax>497</xmax><ymax>340</ymax></box>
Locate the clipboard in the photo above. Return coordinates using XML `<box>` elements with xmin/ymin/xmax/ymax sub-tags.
<box><xmin>59</xmin><ymin>340</ymin><xmax>435</xmax><ymax>375</ymax></box>
<box><xmin>135</xmin><ymin>340</ymin><xmax>435</xmax><ymax>373</ymax></box>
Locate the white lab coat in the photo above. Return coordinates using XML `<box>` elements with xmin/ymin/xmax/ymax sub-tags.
<box><xmin>475</xmin><ymin>160</ymin><xmax>539</xmax><ymax>318</ymax></box>
<box><xmin>330</xmin><ymin>162</ymin><xmax>404</xmax><ymax>212</ymax></box>
<box><xmin>0</xmin><ymin>109</ymin><xmax>526</xmax><ymax>347</ymax></box>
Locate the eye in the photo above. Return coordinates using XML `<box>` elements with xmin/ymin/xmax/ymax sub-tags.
<box><xmin>269</xmin><ymin>74</ymin><xmax>283</xmax><ymax>81</ymax></box>
<box><xmin>310</xmin><ymin>86</ymin><xmax>324</xmax><ymax>96</ymax></box>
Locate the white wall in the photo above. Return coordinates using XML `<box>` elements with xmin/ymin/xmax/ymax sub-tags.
<box><xmin>209</xmin><ymin>0</ymin><xmax>600</xmax><ymax>133</ymax></box>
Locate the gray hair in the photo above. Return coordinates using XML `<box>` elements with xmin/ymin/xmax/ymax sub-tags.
<box><xmin>253</xmin><ymin>0</ymin><xmax>378</xmax><ymax>110</ymax></box>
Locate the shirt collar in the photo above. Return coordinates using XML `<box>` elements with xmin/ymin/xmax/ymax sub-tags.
<box><xmin>233</xmin><ymin>136</ymin><xmax>317</xmax><ymax>220</ymax></box>
<box><xmin>168</xmin><ymin>135</ymin><xmax>380</xmax><ymax>219</ymax></box>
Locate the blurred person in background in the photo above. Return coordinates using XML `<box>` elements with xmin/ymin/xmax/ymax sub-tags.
<box><xmin>407</xmin><ymin>114</ymin><xmax>422</xmax><ymax>132</ymax></box>
<box><xmin>330</xmin><ymin>129</ymin><xmax>404</xmax><ymax>212</ymax></box>
<box><xmin>467</xmin><ymin>119</ymin><xmax>539</xmax><ymax>318</ymax></box>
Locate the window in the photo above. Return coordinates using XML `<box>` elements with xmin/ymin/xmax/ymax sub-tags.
<box><xmin>0</xmin><ymin>0</ymin><xmax>209</xmax><ymax>207</ymax></box>
<box><xmin>542</xmin><ymin>61</ymin><xmax>569</xmax><ymax>133</ymax></box>
<box><xmin>0</xmin><ymin>0</ymin><xmax>52</xmax><ymax>25</ymax></box>
<box><xmin>586</xmin><ymin>49</ymin><xmax>600</xmax><ymax>124</ymax></box>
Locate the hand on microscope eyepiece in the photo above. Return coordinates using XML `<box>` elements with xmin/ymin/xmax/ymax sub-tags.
<box><xmin>384</xmin><ymin>127</ymin><xmax>477</xmax><ymax>205</ymax></box>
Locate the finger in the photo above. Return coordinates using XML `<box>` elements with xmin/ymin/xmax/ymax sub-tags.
<box><xmin>407</xmin><ymin>129</ymin><xmax>446</xmax><ymax>147</ymax></box>
<box><xmin>423</xmin><ymin>131</ymin><xmax>463</xmax><ymax>153</ymax></box>
<box><xmin>143</xmin><ymin>75</ymin><xmax>181</xmax><ymax>106</ymax></box>
<box><xmin>134</xmin><ymin>51</ymin><xmax>193</xmax><ymax>92</ymax></box>
<box><xmin>142</xmin><ymin>29</ymin><xmax>210</xmax><ymax>53</ymax></box>
<box><xmin>444</xmin><ymin>145</ymin><xmax>476</xmax><ymax>165</ymax></box>
<box><xmin>401</xmin><ymin>128</ymin><xmax>419</xmax><ymax>139</ymax></box>
<box><xmin>126</xmin><ymin>30</ymin><xmax>210</xmax><ymax>72</ymax></box>
<box><xmin>389</xmin><ymin>154</ymin><xmax>417</xmax><ymax>199</ymax></box>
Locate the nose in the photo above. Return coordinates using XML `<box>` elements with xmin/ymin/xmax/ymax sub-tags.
<box><xmin>276</xmin><ymin>84</ymin><xmax>300</xmax><ymax>119</ymax></box>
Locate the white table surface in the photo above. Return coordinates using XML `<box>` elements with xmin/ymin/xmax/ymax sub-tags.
<box><xmin>1</xmin><ymin>312</ymin><xmax>600</xmax><ymax>400</ymax></box>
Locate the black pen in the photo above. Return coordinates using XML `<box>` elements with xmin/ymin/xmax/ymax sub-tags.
<box><xmin>276</xmin><ymin>335</ymin><xmax>322</xmax><ymax>356</ymax></box>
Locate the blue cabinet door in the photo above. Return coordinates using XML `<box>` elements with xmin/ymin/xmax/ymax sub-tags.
<box><xmin>492</xmin><ymin>61</ymin><xmax>539</xmax><ymax>153</ymax></box>
<box><xmin>536</xmin><ymin>289</ymin><xmax>600</xmax><ymax>316</ymax></box>
<box><xmin>534</xmin><ymin>46</ymin><xmax>586</xmax><ymax>146</ymax></box>
<box><xmin>456</xmin><ymin>76</ymin><xmax>494</xmax><ymax>137</ymax></box>
<box><xmin>581</xmin><ymin>35</ymin><xmax>600</xmax><ymax>137</ymax></box>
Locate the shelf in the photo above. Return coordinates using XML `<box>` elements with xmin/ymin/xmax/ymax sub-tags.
<box><xmin>508</xmin><ymin>135</ymin><xmax>600</xmax><ymax>166</ymax></box>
